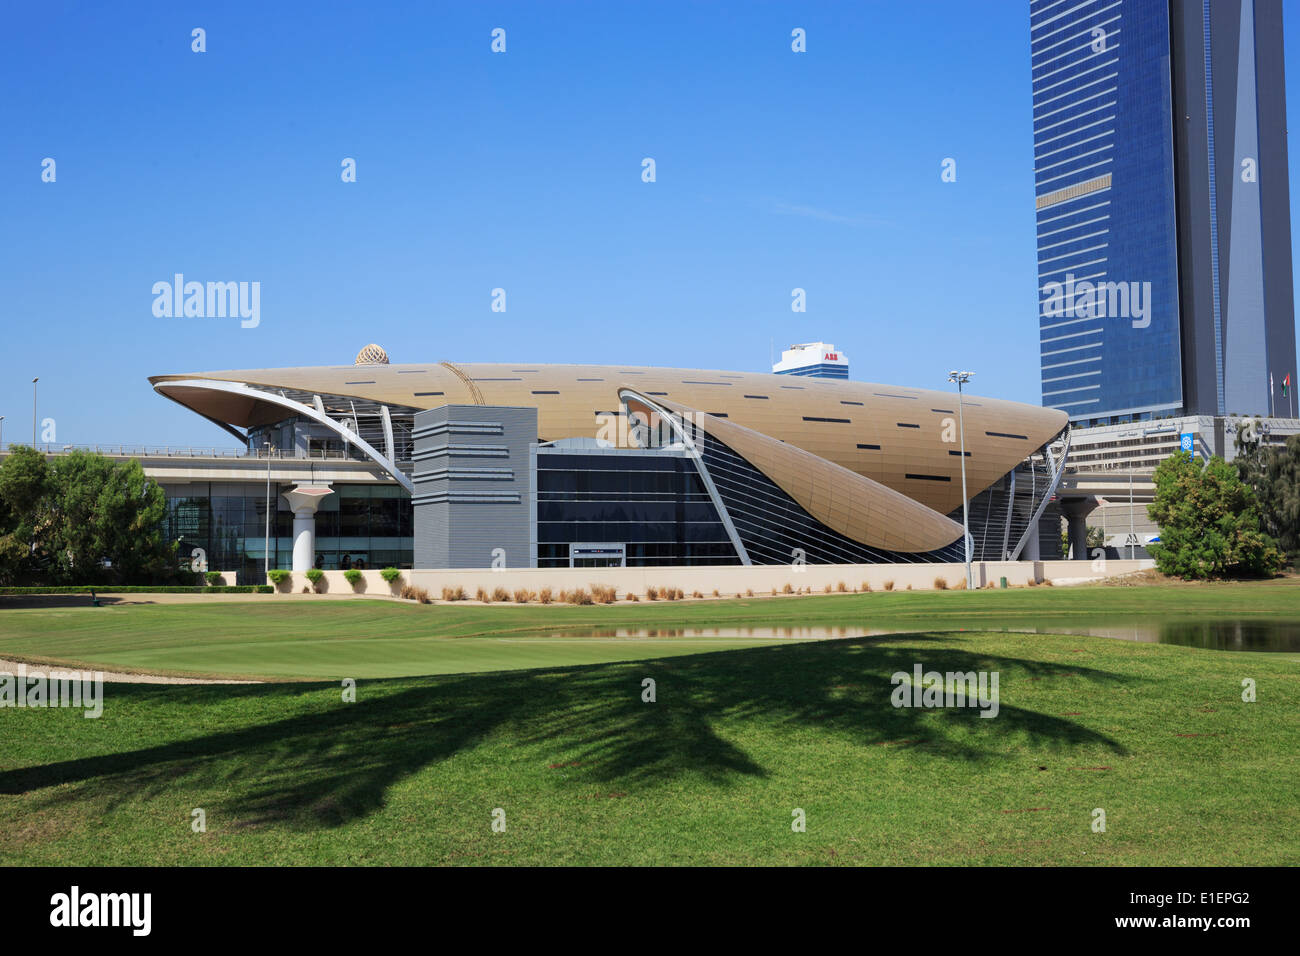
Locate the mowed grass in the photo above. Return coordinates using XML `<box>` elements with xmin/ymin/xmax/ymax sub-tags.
<box><xmin>0</xmin><ymin>584</ymin><xmax>1297</xmax><ymax>865</ymax></box>
<box><xmin>1</xmin><ymin>582</ymin><xmax>1297</xmax><ymax>680</ymax></box>
<box><xmin>0</xmin><ymin>629</ymin><xmax>1297</xmax><ymax>865</ymax></box>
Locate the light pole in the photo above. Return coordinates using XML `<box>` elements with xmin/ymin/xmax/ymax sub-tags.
<box><xmin>948</xmin><ymin>370</ymin><xmax>974</xmax><ymax>590</ymax></box>
<box><xmin>31</xmin><ymin>378</ymin><xmax>38</xmax><ymax>447</ymax></box>
<box><xmin>0</xmin><ymin>415</ymin><xmax>5</xmax><ymax>449</ymax></box>
<box><xmin>263</xmin><ymin>440</ymin><xmax>273</xmax><ymax>583</ymax></box>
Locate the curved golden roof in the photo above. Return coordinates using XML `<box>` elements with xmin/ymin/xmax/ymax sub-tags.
<box><xmin>622</xmin><ymin>390</ymin><xmax>964</xmax><ymax>553</ymax></box>
<box><xmin>150</xmin><ymin>361</ymin><xmax>1067</xmax><ymax>514</ymax></box>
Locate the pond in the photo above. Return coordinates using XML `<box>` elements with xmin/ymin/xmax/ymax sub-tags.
<box><xmin>528</xmin><ymin>619</ymin><xmax>1300</xmax><ymax>652</ymax></box>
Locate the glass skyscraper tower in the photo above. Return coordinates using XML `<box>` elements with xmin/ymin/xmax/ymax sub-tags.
<box><xmin>1031</xmin><ymin>0</ymin><xmax>1298</xmax><ymax>424</ymax></box>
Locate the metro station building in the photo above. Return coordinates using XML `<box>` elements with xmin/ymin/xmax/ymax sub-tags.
<box><xmin>145</xmin><ymin>346</ymin><xmax>1071</xmax><ymax>579</ymax></box>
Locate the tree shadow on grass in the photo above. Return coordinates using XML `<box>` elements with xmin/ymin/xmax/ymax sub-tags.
<box><xmin>0</xmin><ymin>633</ymin><xmax>1136</xmax><ymax>830</ymax></box>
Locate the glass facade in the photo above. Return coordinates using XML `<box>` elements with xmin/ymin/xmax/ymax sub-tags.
<box><xmin>773</xmin><ymin>364</ymin><xmax>849</xmax><ymax>379</ymax></box>
<box><xmin>1032</xmin><ymin>0</ymin><xmax>1183</xmax><ymax>423</ymax></box>
<box><xmin>536</xmin><ymin>452</ymin><xmax>739</xmax><ymax>567</ymax></box>
<box><xmin>161</xmin><ymin>482</ymin><xmax>414</xmax><ymax>582</ymax></box>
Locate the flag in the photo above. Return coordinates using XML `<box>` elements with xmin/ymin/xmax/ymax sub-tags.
<box><xmin>1285</xmin><ymin>374</ymin><xmax>1292</xmax><ymax>397</ymax></box>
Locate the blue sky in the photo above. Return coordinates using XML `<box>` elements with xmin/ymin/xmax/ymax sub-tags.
<box><xmin>3</xmin><ymin>1</ymin><xmax>1299</xmax><ymax>446</ymax></box>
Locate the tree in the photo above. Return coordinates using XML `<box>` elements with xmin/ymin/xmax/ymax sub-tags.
<box><xmin>1147</xmin><ymin>451</ymin><xmax>1284</xmax><ymax>579</ymax></box>
<box><xmin>1235</xmin><ymin>433</ymin><xmax>1300</xmax><ymax>562</ymax></box>
<box><xmin>0</xmin><ymin>445</ymin><xmax>53</xmax><ymax>583</ymax></box>
<box><xmin>0</xmin><ymin>446</ymin><xmax>177</xmax><ymax>585</ymax></box>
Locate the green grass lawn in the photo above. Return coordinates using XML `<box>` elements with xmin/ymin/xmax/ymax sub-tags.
<box><xmin>0</xmin><ymin>585</ymin><xmax>1297</xmax><ymax>865</ymax></box>
<box><xmin>1</xmin><ymin>582</ymin><xmax>1297</xmax><ymax>680</ymax></box>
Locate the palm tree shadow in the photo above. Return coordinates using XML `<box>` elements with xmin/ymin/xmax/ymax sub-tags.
<box><xmin>0</xmin><ymin>633</ymin><xmax>1136</xmax><ymax>830</ymax></box>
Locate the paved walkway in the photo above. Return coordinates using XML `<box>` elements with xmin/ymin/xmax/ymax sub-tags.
<box><xmin>0</xmin><ymin>657</ymin><xmax>260</xmax><ymax>684</ymax></box>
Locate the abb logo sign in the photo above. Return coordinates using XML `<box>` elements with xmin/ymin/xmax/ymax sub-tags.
<box><xmin>824</xmin><ymin>352</ymin><xmax>838</xmax><ymax>360</ymax></box>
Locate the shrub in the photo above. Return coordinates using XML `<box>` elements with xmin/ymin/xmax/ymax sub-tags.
<box><xmin>883</xmin><ymin>580</ymin><xmax>895</xmax><ymax>591</ymax></box>
<box><xmin>476</xmin><ymin>587</ymin><xmax>490</xmax><ymax>602</ymax></box>
<box><xmin>305</xmin><ymin>568</ymin><xmax>324</xmax><ymax>592</ymax></box>
<box><xmin>954</xmin><ymin>578</ymin><xmax>968</xmax><ymax>590</ymax></box>
<box><xmin>823</xmin><ymin>584</ymin><xmax>833</xmax><ymax>594</ymax></box>
<box><xmin>1027</xmin><ymin>577</ymin><xmax>1039</xmax><ymax>587</ymax></box>
<box><xmin>782</xmin><ymin>583</ymin><xmax>793</xmax><ymax>594</ymax></box>
<box><xmin>861</xmin><ymin>581</ymin><xmax>871</xmax><ymax>592</ymax></box>
<box><xmin>567</xmin><ymin>587</ymin><xmax>593</xmax><ymax>605</ymax></box>
<box><xmin>691</xmin><ymin>590</ymin><xmax>703</xmax><ymax>599</ymax></box>
<box><xmin>712</xmin><ymin>589</ymin><xmax>720</xmax><ymax>598</ymax></box>
<box><xmin>745</xmin><ymin>588</ymin><xmax>754</xmax><ymax>597</ymax></box>
<box><xmin>591</xmin><ymin>584</ymin><xmax>617</xmax><ymax>604</ymax></box>
<box><xmin>933</xmin><ymin>576</ymin><xmax>948</xmax><ymax>590</ymax></box>
<box><xmin>440</xmin><ymin>586</ymin><xmax>466</xmax><ymax>601</ymax></box>
<box><xmin>1150</xmin><ymin>451</ymin><xmax>1284</xmax><ymax>579</ymax></box>
<box><xmin>412</xmin><ymin>586</ymin><xmax>432</xmax><ymax>603</ymax></box>
<box><xmin>380</xmin><ymin>567</ymin><xmax>402</xmax><ymax>585</ymax></box>
<box><xmin>204</xmin><ymin>570</ymin><xmax>223</xmax><ymax>586</ymax></box>
<box><xmin>905</xmin><ymin>583</ymin><xmax>913</xmax><ymax>591</ymax></box>
<box><xmin>491</xmin><ymin>586</ymin><xmax>510</xmax><ymax>603</ymax></box>
<box><xmin>343</xmin><ymin>568</ymin><xmax>363</xmax><ymax>589</ymax></box>
<box><xmin>267</xmin><ymin>569</ymin><xmax>290</xmax><ymax>586</ymax></box>
<box><xmin>627</xmin><ymin>592</ymin><xmax>639</xmax><ymax>602</ymax></box>
<box><xmin>646</xmin><ymin>586</ymin><xmax>660</xmax><ymax>601</ymax></box>
<box><xmin>538</xmin><ymin>587</ymin><xmax>553</xmax><ymax>605</ymax></box>
<box><xmin>513</xmin><ymin>588</ymin><xmax>532</xmax><ymax>603</ymax></box>
<box><xmin>836</xmin><ymin>581</ymin><xmax>847</xmax><ymax>592</ymax></box>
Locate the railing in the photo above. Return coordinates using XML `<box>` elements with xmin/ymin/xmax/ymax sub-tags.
<box><xmin>0</xmin><ymin>443</ymin><xmax>376</xmax><ymax>462</ymax></box>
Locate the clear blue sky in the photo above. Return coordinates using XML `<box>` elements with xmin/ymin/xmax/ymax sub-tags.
<box><xmin>3</xmin><ymin>1</ymin><xmax>1300</xmax><ymax>447</ymax></box>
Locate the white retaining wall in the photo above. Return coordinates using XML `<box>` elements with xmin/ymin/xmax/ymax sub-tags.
<box><xmin>284</xmin><ymin>560</ymin><xmax>1154</xmax><ymax>597</ymax></box>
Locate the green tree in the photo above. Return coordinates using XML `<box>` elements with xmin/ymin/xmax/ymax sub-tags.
<box><xmin>0</xmin><ymin>445</ymin><xmax>54</xmax><ymax>583</ymax></box>
<box><xmin>1147</xmin><ymin>451</ymin><xmax>1284</xmax><ymax>579</ymax></box>
<box><xmin>0</xmin><ymin>447</ymin><xmax>176</xmax><ymax>585</ymax></box>
<box><xmin>1235</xmin><ymin>433</ymin><xmax>1300</xmax><ymax>562</ymax></box>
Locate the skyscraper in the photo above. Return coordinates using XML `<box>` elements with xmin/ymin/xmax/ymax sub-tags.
<box><xmin>1030</xmin><ymin>0</ymin><xmax>1298</xmax><ymax>424</ymax></box>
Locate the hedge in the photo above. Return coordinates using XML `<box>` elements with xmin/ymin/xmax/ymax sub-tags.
<box><xmin>0</xmin><ymin>585</ymin><xmax>275</xmax><ymax>594</ymax></box>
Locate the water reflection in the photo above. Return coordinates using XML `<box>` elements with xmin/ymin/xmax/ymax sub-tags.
<box><xmin>536</xmin><ymin>620</ymin><xmax>1300</xmax><ymax>652</ymax></box>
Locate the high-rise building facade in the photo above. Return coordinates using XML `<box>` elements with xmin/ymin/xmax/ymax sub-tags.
<box><xmin>1030</xmin><ymin>0</ymin><xmax>1298</xmax><ymax>425</ymax></box>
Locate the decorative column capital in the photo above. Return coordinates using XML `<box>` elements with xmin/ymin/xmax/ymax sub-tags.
<box><xmin>281</xmin><ymin>483</ymin><xmax>333</xmax><ymax>515</ymax></box>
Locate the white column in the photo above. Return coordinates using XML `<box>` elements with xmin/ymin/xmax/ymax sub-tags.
<box><xmin>291</xmin><ymin>511</ymin><xmax>315</xmax><ymax>572</ymax></box>
<box><xmin>280</xmin><ymin>485</ymin><xmax>333</xmax><ymax>573</ymax></box>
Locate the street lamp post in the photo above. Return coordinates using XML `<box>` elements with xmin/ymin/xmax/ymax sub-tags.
<box><xmin>263</xmin><ymin>441</ymin><xmax>273</xmax><ymax>584</ymax></box>
<box><xmin>0</xmin><ymin>415</ymin><xmax>6</xmax><ymax>449</ymax></box>
<box><xmin>31</xmin><ymin>378</ymin><xmax>39</xmax><ymax>447</ymax></box>
<box><xmin>948</xmin><ymin>370</ymin><xmax>974</xmax><ymax>590</ymax></box>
